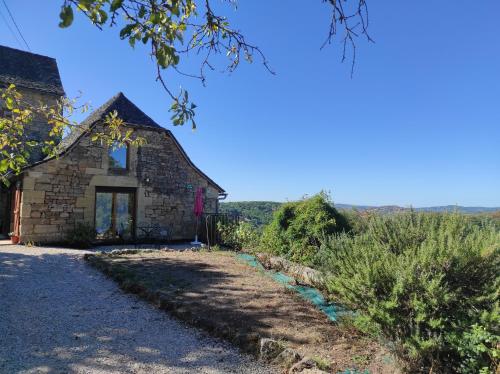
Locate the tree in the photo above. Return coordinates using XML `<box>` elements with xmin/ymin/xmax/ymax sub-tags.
<box><xmin>1</xmin><ymin>0</ymin><xmax>372</xmax><ymax>183</ymax></box>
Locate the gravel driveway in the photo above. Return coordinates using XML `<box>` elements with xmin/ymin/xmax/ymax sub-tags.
<box><xmin>0</xmin><ymin>244</ymin><xmax>275</xmax><ymax>374</ymax></box>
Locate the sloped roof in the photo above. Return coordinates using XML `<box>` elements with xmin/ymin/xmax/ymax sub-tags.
<box><xmin>81</xmin><ymin>92</ymin><xmax>162</xmax><ymax>129</ymax></box>
<box><xmin>27</xmin><ymin>92</ymin><xmax>225</xmax><ymax>193</ymax></box>
<box><xmin>0</xmin><ymin>45</ymin><xmax>64</xmax><ymax>95</ymax></box>
<box><xmin>58</xmin><ymin>92</ymin><xmax>162</xmax><ymax>151</ymax></box>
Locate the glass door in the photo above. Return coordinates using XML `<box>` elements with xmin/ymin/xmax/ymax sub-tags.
<box><xmin>95</xmin><ymin>188</ymin><xmax>135</xmax><ymax>241</ymax></box>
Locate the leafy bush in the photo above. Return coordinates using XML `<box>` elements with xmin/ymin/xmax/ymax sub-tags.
<box><xmin>451</xmin><ymin>324</ymin><xmax>500</xmax><ymax>374</ymax></box>
<box><xmin>319</xmin><ymin>212</ymin><xmax>499</xmax><ymax>373</ymax></box>
<box><xmin>66</xmin><ymin>222</ymin><xmax>96</xmax><ymax>248</ymax></box>
<box><xmin>260</xmin><ymin>192</ymin><xmax>350</xmax><ymax>264</ymax></box>
<box><xmin>218</xmin><ymin>221</ymin><xmax>259</xmax><ymax>251</ymax></box>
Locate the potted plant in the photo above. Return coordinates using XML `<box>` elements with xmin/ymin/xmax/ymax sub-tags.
<box><xmin>9</xmin><ymin>232</ymin><xmax>19</xmax><ymax>244</ymax></box>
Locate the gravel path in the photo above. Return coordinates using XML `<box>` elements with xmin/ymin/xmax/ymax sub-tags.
<box><xmin>0</xmin><ymin>244</ymin><xmax>276</xmax><ymax>374</ymax></box>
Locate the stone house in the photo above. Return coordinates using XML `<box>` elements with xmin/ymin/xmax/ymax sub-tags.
<box><xmin>0</xmin><ymin>45</ymin><xmax>226</xmax><ymax>244</ymax></box>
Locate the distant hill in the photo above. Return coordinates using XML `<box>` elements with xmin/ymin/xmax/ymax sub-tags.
<box><xmin>221</xmin><ymin>201</ymin><xmax>500</xmax><ymax>227</ymax></box>
<box><xmin>336</xmin><ymin>204</ymin><xmax>500</xmax><ymax>214</ymax></box>
<box><xmin>415</xmin><ymin>206</ymin><xmax>500</xmax><ymax>213</ymax></box>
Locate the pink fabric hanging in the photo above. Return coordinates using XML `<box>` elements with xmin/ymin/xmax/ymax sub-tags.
<box><xmin>193</xmin><ymin>188</ymin><xmax>204</xmax><ymax>217</ymax></box>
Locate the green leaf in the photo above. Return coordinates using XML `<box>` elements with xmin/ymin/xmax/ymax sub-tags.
<box><xmin>120</xmin><ymin>24</ymin><xmax>135</xmax><ymax>39</ymax></box>
<box><xmin>98</xmin><ymin>9</ymin><xmax>108</xmax><ymax>24</ymax></box>
<box><xmin>0</xmin><ymin>158</ymin><xmax>9</xmax><ymax>173</ymax></box>
<box><xmin>59</xmin><ymin>6</ymin><xmax>74</xmax><ymax>28</ymax></box>
<box><xmin>78</xmin><ymin>0</ymin><xmax>92</xmax><ymax>11</ymax></box>
<box><xmin>149</xmin><ymin>12</ymin><xmax>160</xmax><ymax>25</ymax></box>
<box><xmin>110</xmin><ymin>0</ymin><xmax>124</xmax><ymax>12</ymax></box>
<box><xmin>5</xmin><ymin>97</ymin><xmax>14</xmax><ymax>110</ymax></box>
<box><xmin>138</xmin><ymin>5</ymin><xmax>146</xmax><ymax>18</ymax></box>
<box><xmin>156</xmin><ymin>47</ymin><xmax>172</xmax><ymax>68</ymax></box>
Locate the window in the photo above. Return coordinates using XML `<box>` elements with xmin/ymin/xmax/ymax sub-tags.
<box><xmin>108</xmin><ymin>142</ymin><xmax>128</xmax><ymax>169</ymax></box>
<box><xmin>95</xmin><ymin>188</ymin><xmax>135</xmax><ymax>241</ymax></box>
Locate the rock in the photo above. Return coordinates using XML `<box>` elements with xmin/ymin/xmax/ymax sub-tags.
<box><xmin>288</xmin><ymin>357</ymin><xmax>317</xmax><ymax>373</ymax></box>
<box><xmin>272</xmin><ymin>348</ymin><xmax>301</xmax><ymax>368</ymax></box>
<box><xmin>259</xmin><ymin>338</ymin><xmax>285</xmax><ymax>361</ymax></box>
<box><xmin>256</xmin><ymin>254</ymin><xmax>325</xmax><ymax>289</ymax></box>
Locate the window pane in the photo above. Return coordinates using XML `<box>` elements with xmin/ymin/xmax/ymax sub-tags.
<box><xmin>95</xmin><ymin>190</ymin><xmax>135</xmax><ymax>241</ymax></box>
<box><xmin>109</xmin><ymin>144</ymin><xmax>127</xmax><ymax>169</ymax></box>
<box><xmin>115</xmin><ymin>193</ymin><xmax>133</xmax><ymax>239</ymax></box>
<box><xmin>95</xmin><ymin>192</ymin><xmax>112</xmax><ymax>239</ymax></box>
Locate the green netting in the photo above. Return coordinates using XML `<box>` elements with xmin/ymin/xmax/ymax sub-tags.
<box><xmin>236</xmin><ymin>253</ymin><xmax>344</xmax><ymax>322</ymax></box>
<box><xmin>237</xmin><ymin>253</ymin><xmax>265</xmax><ymax>271</ymax></box>
<box><xmin>270</xmin><ymin>271</ymin><xmax>295</xmax><ymax>285</ymax></box>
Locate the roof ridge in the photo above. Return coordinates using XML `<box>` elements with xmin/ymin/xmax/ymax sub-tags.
<box><xmin>80</xmin><ymin>92</ymin><xmax>161</xmax><ymax>129</ymax></box>
<box><xmin>0</xmin><ymin>44</ymin><xmax>57</xmax><ymax>61</ymax></box>
<box><xmin>90</xmin><ymin>92</ymin><xmax>125</xmax><ymax>116</ymax></box>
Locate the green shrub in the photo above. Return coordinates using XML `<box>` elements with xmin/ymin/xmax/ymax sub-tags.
<box><xmin>451</xmin><ymin>324</ymin><xmax>500</xmax><ymax>374</ymax></box>
<box><xmin>340</xmin><ymin>209</ymin><xmax>371</xmax><ymax>235</ymax></box>
<box><xmin>260</xmin><ymin>192</ymin><xmax>350</xmax><ymax>264</ymax></box>
<box><xmin>218</xmin><ymin>221</ymin><xmax>259</xmax><ymax>251</ymax></box>
<box><xmin>319</xmin><ymin>212</ymin><xmax>499</xmax><ymax>373</ymax></box>
<box><xmin>66</xmin><ymin>222</ymin><xmax>96</xmax><ymax>248</ymax></box>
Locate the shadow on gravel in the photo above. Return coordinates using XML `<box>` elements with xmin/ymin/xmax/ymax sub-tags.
<box><xmin>0</xmin><ymin>248</ymin><xmax>269</xmax><ymax>373</ymax></box>
<box><xmin>84</xmin><ymin>251</ymin><xmax>389</xmax><ymax>373</ymax></box>
<box><xmin>87</xmin><ymin>254</ymin><xmax>293</xmax><ymax>348</ymax></box>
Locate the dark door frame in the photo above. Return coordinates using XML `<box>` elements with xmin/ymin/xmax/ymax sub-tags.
<box><xmin>0</xmin><ymin>185</ymin><xmax>13</xmax><ymax>237</ymax></box>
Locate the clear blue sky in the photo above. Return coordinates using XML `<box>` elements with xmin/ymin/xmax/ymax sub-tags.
<box><xmin>1</xmin><ymin>1</ymin><xmax>499</xmax><ymax>206</ymax></box>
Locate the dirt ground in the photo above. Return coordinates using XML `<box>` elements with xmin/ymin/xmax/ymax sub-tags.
<box><xmin>86</xmin><ymin>249</ymin><xmax>400</xmax><ymax>373</ymax></box>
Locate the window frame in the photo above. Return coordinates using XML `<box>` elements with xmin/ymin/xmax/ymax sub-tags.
<box><xmin>108</xmin><ymin>142</ymin><xmax>130</xmax><ymax>171</ymax></box>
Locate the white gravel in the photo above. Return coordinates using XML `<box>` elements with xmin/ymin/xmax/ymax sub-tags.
<box><xmin>0</xmin><ymin>244</ymin><xmax>276</xmax><ymax>374</ymax></box>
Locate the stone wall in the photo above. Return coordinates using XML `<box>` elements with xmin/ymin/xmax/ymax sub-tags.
<box><xmin>0</xmin><ymin>87</ymin><xmax>60</xmax><ymax>236</ymax></box>
<box><xmin>18</xmin><ymin>87</ymin><xmax>61</xmax><ymax>164</ymax></box>
<box><xmin>19</xmin><ymin>125</ymin><xmax>221</xmax><ymax>243</ymax></box>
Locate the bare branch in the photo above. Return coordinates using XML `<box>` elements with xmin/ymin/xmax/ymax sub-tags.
<box><xmin>322</xmin><ymin>0</ymin><xmax>374</xmax><ymax>76</ymax></box>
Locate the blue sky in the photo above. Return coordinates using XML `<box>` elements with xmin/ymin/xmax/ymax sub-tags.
<box><xmin>1</xmin><ymin>1</ymin><xmax>499</xmax><ymax>206</ymax></box>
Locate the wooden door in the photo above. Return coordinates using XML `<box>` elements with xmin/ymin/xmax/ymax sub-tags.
<box><xmin>10</xmin><ymin>182</ymin><xmax>21</xmax><ymax>239</ymax></box>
